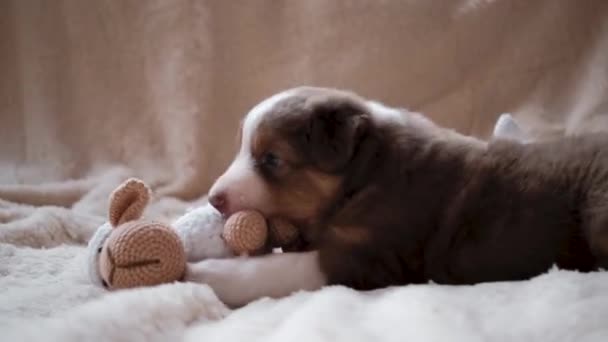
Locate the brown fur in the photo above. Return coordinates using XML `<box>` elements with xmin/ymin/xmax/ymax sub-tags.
<box><xmin>329</xmin><ymin>225</ymin><xmax>371</xmax><ymax>246</ymax></box>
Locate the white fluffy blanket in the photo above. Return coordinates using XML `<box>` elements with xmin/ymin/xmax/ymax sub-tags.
<box><xmin>2</xmin><ymin>177</ymin><xmax>608</xmax><ymax>342</ymax></box>
<box><xmin>3</xmin><ymin>247</ymin><xmax>608</xmax><ymax>342</ymax></box>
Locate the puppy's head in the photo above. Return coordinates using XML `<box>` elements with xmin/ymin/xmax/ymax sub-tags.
<box><xmin>208</xmin><ymin>87</ymin><xmax>373</xmax><ymax>227</ymax></box>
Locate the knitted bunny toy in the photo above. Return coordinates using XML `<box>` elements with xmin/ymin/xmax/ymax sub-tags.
<box><xmin>87</xmin><ymin>178</ymin><xmax>301</xmax><ymax>290</ymax></box>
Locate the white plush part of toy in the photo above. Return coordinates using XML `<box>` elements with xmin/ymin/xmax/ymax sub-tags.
<box><xmin>85</xmin><ymin>203</ymin><xmax>233</xmax><ymax>286</ymax></box>
<box><xmin>86</xmin><ymin>222</ymin><xmax>112</xmax><ymax>287</ymax></box>
<box><xmin>173</xmin><ymin>203</ymin><xmax>234</xmax><ymax>262</ymax></box>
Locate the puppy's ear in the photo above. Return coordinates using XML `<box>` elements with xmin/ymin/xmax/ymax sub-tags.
<box><xmin>302</xmin><ymin>96</ymin><xmax>369</xmax><ymax>173</ymax></box>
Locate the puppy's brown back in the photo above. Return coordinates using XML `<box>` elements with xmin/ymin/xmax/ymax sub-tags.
<box><xmin>319</xmin><ymin>127</ymin><xmax>608</xmax><ymax>289</ymax></box>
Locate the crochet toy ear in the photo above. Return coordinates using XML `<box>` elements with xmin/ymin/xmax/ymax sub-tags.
<box><xmin>108</xmin><ymin>178</ymin><xmax>151</xmax><ymax>227</ymax></box>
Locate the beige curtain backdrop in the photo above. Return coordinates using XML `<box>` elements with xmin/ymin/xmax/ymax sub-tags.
<box><xmin>1</xmin><ymin>0</ymin><xmax>608</xmax><ymax>238</ymax></box>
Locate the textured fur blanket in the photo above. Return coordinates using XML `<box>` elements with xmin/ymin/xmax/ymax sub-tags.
<box><xmin>3</xmin><ymin>219</ymin><xmax>608</xmax><ymax>341</ymax></box>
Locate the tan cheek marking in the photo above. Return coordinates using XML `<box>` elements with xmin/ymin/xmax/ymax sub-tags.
<box><xmin>274</xmin><ymin>186</ymin><xmax>318</xmax><ymax>221</ymax></box>
<box><xmin>329</xmin><ymin>225</ymin><xmax>370</xmax><ymax>245</ymax></box>
<box><xmin>270</xmin><ymin>170</ymin><xmax>341</xmax><ymax>223</ymax></box>
<box><xmin>250</xmin><ymin>127</ymin><xmax>277</xmax><ymax>159</ymax></box>
<box><xmin>273</xmin><ymin>142</ymin><xmax>298</xmax><ymax>165</ymax></box>
<box><xmin>304</xmin><ymin>170</ymin><xmax>341</xmax><ymax>199</ymax></box>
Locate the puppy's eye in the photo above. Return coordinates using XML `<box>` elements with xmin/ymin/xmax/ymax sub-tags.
<box><xmin>259</xmin><ymin>152</ymin><xmax>281</xmax><ymax>169</ymax></box>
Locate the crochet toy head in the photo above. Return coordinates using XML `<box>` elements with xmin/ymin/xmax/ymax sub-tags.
<box><xmin>87</xmin><ymin>179</ymin><xmax>186</xmax><ymax>290</ymax></box>
<box><xmin>87</xmin><ymin>178</ymin><xmax>303</xmax><ymax>290</ymax></box>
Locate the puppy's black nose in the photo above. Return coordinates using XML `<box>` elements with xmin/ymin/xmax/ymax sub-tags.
<box><xmin>209</xmin><ymin>193</ymin><xmax>228</xmax><ymax>214</ymax></box>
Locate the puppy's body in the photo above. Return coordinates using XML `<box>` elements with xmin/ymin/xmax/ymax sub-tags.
<box><xmin>198</xmin><ymin>87</ymin><xmax>608</xmax><ymax>307</ymax></box>
<box><xmin>321</xmin><ymin>126</ymin><xmax>608</xmax><ymax>289</ymax></box>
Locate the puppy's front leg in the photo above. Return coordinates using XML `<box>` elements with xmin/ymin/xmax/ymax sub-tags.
<box><xmin>185</xmin><ymin>251</ymin><xmax>326</xmax><ymax>308</ymax></box>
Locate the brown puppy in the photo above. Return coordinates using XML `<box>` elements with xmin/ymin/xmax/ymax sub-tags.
<box><xmin>188</xmin><ymin>86</ymin><xmax>608</xmax><ymax>308</ymax></box>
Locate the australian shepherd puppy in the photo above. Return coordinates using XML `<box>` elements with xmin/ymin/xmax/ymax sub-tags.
<box><xmin>186</xmin><ymin>86</ymin><xmax>608</xmax><ymax>308</ymax></box>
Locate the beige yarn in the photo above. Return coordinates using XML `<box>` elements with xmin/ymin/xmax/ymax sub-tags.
<box><xmin>98</xmin><ymin>178</ymin><xmax>186</xmax><ymax>290</ymax></box>
<box><xmin>98</xmin><ymin>178</ymin><xmax>303</xmax><ymax>290</ymax></box>
<box><xmin>222</xmin><ymin>211</ymin><xmax>301</xmax><ymax>255</ymax></box>
<box><xmin>108</xmin><ymin>178</ymin><xmax>151</xmax><ymax>226</ymax></box>
<box><xmin>99</xmin><ymin>220</ymin><xmax>185</xmax><ymax>289</ymax></box>
<box><xmin>222</xmin><ymin>210</ymin><xmax>268</xmax><ymax>255</ymax></box>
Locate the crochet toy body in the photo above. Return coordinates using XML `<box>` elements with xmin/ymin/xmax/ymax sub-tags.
<box><xmin>87</xmin><ymin>178</ymin><xmax>301</xmax><ymax>290</ymax></box>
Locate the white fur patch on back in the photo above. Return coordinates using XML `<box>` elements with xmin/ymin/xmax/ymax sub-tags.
<box><xmin>366</xmin><ymin>100</ymin><xmax>408</xmax><ymax>125</ymax></box>
<box><xmin>492</xmin><ymin>113</ymin><xmax>529</xmax><ymax>143</ymax></box>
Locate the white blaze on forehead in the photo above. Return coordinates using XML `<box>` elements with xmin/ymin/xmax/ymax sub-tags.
<box><xmin>240</xmin><ymin>89</ymin><xmax>297</xmax><ymax>156</ymax></box>
<box><xmin>208</xmin><ymin>89</ymin><xmax>298</xmax><ymax>214</ymax></box>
